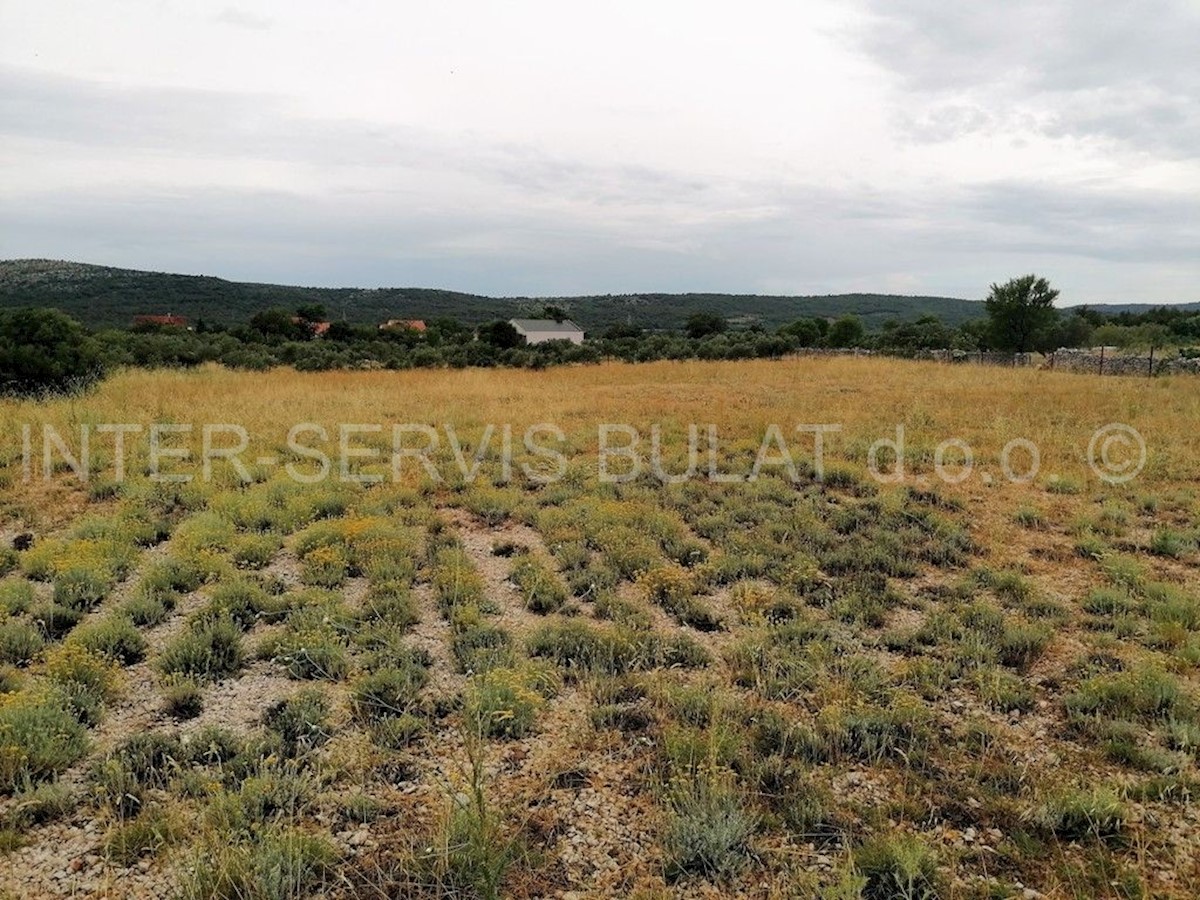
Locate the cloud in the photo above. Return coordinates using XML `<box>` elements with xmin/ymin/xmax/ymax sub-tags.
<box><xmin>213</xmin><ymin>7</ymin><xmax>273</xmax><ymax>31</ymax></box>
<box><xmin>851</xmin><ymin>0</ymin><xmax>1200</xmax><ymax>157</ymax></box>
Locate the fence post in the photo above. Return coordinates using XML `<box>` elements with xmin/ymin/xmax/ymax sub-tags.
<box><xmin>1099</xmin><ymin>346</ymin><xmax>1105</xmax><ymax>376</ymax></box>
<box><xmin>1148</xmin><ymin>346</ymin><xmax>1155</xmax><ymax>378</ymax></box>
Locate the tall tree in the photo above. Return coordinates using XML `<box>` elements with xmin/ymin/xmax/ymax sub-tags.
<box><xmin>985</xmin><ymin>275</ymin><xmax>1060</xmax><ymax>353</ymax></box>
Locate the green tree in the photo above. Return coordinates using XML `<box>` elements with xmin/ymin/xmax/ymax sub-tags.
<box><xmin>0</xmin><ymin>308</ymin><xmax>103</xmax><ymax>396</ymax></box>
<box><xmin>984</xmin><ymin>275</ymin><xmax>1060</xmax><ymax>353</ymax></box>
<box><xmin>826</xmin><ymin>315</ymin><xmax>865</xmax><ymax>348</ymax></box>
<box><xmin>478</xmin><ymin>320</ymin><xmax>525</xmax><ymax>349</ymax></box>
<box><xmin>778</xmin><ymin>318</ymin><xmax>823</xmax><ymax>347</ymax></box>
<box><xmin>685</xmin><ymin>313</ymin><xmax>727</xmax><ymax>339</ymax></box>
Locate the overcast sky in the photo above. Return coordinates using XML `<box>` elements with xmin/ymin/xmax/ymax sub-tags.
<box><xmin>1</xmin><ymin>0</ymin><xmax>1197</xmax><ymax>303</ymax></box>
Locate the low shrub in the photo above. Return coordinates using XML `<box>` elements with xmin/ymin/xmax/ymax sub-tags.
<box><xmin>263</xmin><ymin>689</ymin><xmax>330</xmax><ymax>756</ymax></box>
<box><xmin>662</xmin><ymin>774</ymin><xmax>756</xmax><ymax>881</ymax></box>
<box><xmin>465</xmin><ymin>665</ymin><xmax>558</xmax><ymax>739</ymax></box>
<box><xmin>69</xmin><ymin>615</ymin><xmax>147</xmax><ymax>665</ymax></box>
<box><xmin>162</xmin><ymin>677</ymin><xmax>204</xmax><ymax>720</ymax></box>
<box><xmin>0</xmin><ymin>620</ymin><xmax>44</xmax><ymax>666</ymax></box>
<box><xmin>157</xmin><ymin>615</ymin><xmax>245</xmax><ymax>681</ymax></box>
<box><xmin>0</xmin><ymin>691</ymin><xmax>90</xmax><ymax>793</ymax></box>
<box><xmin>510</xmin><ymin>554</ymin><xmax>567</xmax><ymax>614</ymax></box>
<box><xmin>853</xmin><ymin>834</ymin><xmax>941</xmax><ymax>900</ymax></box>
<box><xmin>350</xmin><ymin>661</ymin><xmax>430</xmax><ymax>722</ymax></box>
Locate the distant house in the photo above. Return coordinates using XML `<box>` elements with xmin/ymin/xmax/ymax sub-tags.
<box><xmin>379</xmin><ymin>319</ymin><xmax>427</xmax><ymax>333</ymax></box>
<box><xmin>132</xmin><ymin>314</ymin><xmax>188</xmax><ymax>329</ymax></box>
<box><xmin>291</xmin><ymin>316</ymin><xmax>331</xmax><ymax>337</ymax></box>
<box><xmin>510</xmin><ymin>318</ymin><xmax>585</xmax><ymax>345</ymax></box>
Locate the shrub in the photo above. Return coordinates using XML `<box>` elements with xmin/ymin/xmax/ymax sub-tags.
<box><xmin>178</xmin><ymin>827</ymin><xmax>336</xmax><ymax>900</ymax></box>
<box><xmin>0</xmin><ymin>691</ymin><xmax>90</xmax><ymax>792</ymax></box>
<box><xmin>465</xmin><ymin>666</ymin><xmax>558</xmax><ymax>740</ymax></box>
<box><xmin>52</xmin><ymin>566</ymin><xmax>112</xmax><ymax>611</ymax></box>
<box><xmin>452</xmin><ymin>623</ymin><xmax>515</xmax><ymax>674</ymax></box>
<box><xmin>663</xmin><ymin>775</ymin><xmax>756</xmax><ymax>881</ymax></box>
<box><xmin>263</xmin><ymin>690</ymin><xmax>330</xmax><ymax>756</ymax></box>
<box><xmin>1149</xmin><ymin>528</ymin><xmax>1192</xmax><ymax>559</ymax></box>
<box><xmin>350</xmin><ymin>662</ymin><xmax>429</xmax><ymax>722</ymax></box>
<box><xmin>69</xmin><ymin>615</ymin><xmax>147</xmax><ymax>665</ymax></box>
<box><xmin>0</xmin><ymin>579</ymin><xmax>34</xmax><ymax>616</ymax></box>
<box><xmin>231</xmin><ymin>532</ymin><xmax>283</xmax><ymax>569</ymax></box>
<box><xmin>44</xmin><ymin>643</ymin><xmax>120</xmax><ymax>724</ymax></box>
<box><xmin>510</xmin><ymin>554</ymin><xmax>567</xmax><ymax>614</ymax></box>
<box><xmin>158</xmin><ymin>616</ymin><xmax>245</xmax><ymax>681</ymax></box>
<box><xmin>120</xmin><ymin>592</ymin><xmax>173</xmax><ymax>627</ymax></box>
<box><xmin>0</xmin><ymin>620</ymin><xmax>44</xmax><ymax>666</ymax></box>
<box><xmin>431</xmin><ymin>546</ymin><xmax>485</xmax><ymax>614</ymax></box>
<box><xmin>208</xmin><ymin>578</ymin><xmax>272</xmax><ymax>630</ymax></box>
<box><xmin>272</xmin><ymin>629</ymin><xmax>350</xmax><ymax>681</ymax></box>
<box><xmin>854</xmin><ymin>835</ymin><xmax>940</xmax><ymax>900</ymax></box>
<box><xmin>30</xmin><ymin>603</ymin><xmax>83</xmax><ymax>640</ymax></box>
<box><xmin>300</xmin><ymin>545</ymin><xmax>348</xmax><ymax>588</ymax></box>
<box><xmin>360</xmin><ymin>582</ymin><xmax>419</xmax><ymax>629</ymax></box>
<box><xmin>103</xmin><ymin>807</ymin><xmax>180</xmax><ymax>865</ymax></box>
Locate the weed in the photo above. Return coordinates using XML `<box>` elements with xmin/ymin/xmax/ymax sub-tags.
<box><xmin>853</xmin><ymin>834</ymin><xmax>940</xmax><ymax>900</ymax></box>
<box><xmin>1030</xmin><ymin>786</ymin><xmax>1126</xmax><ymax>842</ymax></box>
<box><xmin>103</xmin><ymin>806</ymin><xmax>181</xmax><ymax>865</ymax></box>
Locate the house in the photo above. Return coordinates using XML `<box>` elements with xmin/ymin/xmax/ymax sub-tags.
<box><xmin>510</xmin><ymin>318</ymin><xmax>585</xmax><ymax>345</ymax></box>
<box><xmin>132</xmin><ymin>314</ymin><xmax>188</xmax><ymax>329</ymax></box>
<box><xmin>291</xmin><ymin>316</ymin><xmax>331</xmax><ymax>337</ymax></box>
<box><xmin>379</xmin><ymin>319</ymin><xmax>427</xmax><ymax>333</ymax></box>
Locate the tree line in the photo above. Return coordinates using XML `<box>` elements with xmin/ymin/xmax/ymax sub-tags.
<box><xmin>2</xmin><ymin>275</ymin><xmax>1197</xmax><ymax>396</ymax></box>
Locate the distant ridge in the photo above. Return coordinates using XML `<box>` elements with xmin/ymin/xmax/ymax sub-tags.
<box><xmin>1</xmin><ymin>259</ymin><xmax>1195</xmax><ymax>332</ymax></box>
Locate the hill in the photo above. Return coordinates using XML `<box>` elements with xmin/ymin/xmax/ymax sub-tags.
<box><xmin>0</xmin><ymin>259</ymin><xmax>985</xmax><ymax>331</ymax></box>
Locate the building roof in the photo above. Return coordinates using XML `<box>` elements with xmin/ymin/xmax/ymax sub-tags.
<box><xmin>380</xmin><ymin>319</ymin><xmax>427</xmax><ymax>332</ymax></box>
<box><xmin>291</xmin><ymin>316</ymin><xmax>331</xmax><ymax>336</ymax></box>
<box><xmin>132</xmin><ymin>314</ymin><xmax>188</xmax><ymax>326</ymax></box>
<box><xmin>509</xmin><ymin>318</ymin><xmax>583</xmax><ymax>334</ymax></box>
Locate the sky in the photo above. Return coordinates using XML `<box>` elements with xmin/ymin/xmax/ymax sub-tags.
<box><xmin>1</xmin><ymin>0</ymin><xmax>1197</xmax><ymax>304</ymax></box>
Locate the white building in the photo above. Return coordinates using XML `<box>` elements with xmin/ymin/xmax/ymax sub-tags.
<box><xmin>509</xmin><ymin>318</ymin><xmax>585</xmax><ymax>345</ymax></box>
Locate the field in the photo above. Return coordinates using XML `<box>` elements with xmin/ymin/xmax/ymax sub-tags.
<box><xmin>0</xmin><ymin>357</ymin><xmax>1198</xmax><ymax>899</ymax></box>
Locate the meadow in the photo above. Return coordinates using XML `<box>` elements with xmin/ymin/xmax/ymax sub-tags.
<box><xmin>0</xmin><ymin>357</ymin><xmax>1198</xmax><ymax>899</ymax></box>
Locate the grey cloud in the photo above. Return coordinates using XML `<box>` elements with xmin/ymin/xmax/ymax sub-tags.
<box><xmin>0</xmin><ymin>66</ymin><xmax>722</xmax><ymax>213</ymax></box>
<box><xmin>853</xmin><ymin>0</ymin><xmax>1200</xmax><ymax>156</ymax></box>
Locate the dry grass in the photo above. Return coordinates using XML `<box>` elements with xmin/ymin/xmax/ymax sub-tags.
<box><xmin>0</xmin><ymin>356</ymin><xmax>1197</xmax><ymax>899</ymax></box>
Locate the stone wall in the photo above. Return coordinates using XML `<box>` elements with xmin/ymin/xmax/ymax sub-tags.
<box><xmin>1046</xmin><ymin>348</ymin><xmax>1200</xmax><ymax>377</ymax></box>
